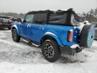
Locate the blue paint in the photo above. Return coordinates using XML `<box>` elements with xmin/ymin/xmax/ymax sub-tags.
<box><xmin>12</xmin><ymin>22</ymin><xmax>80</xmax><ymax>47</ymax></box>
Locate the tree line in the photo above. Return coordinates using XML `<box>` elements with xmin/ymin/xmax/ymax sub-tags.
<box><xmin>82</xmin><ymin>8</ymin><xmax>97</xmax><ymax>22</ymax></box>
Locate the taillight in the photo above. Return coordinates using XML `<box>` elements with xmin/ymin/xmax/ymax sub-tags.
<box><xmin>67</xmin><ymin>30</ymin><xmax>73</xmax><ymax>42</ymax></box>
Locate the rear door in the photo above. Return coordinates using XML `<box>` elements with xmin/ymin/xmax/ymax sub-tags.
<box><xmin>20</xmin><ymin>14</ymin><xmax>45</xmax><ymax>43</ymax></box>
<box><xmin>26</xmin><ymin>13</ymin><xmax>46</xmax><ymax>43</ymax></box>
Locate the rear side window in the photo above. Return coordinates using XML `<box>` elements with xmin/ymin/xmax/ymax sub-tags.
<box><xmin>24</xmin><ymin>14</ymin><xmax>34</xmax><ymax>23</ymax></box>
<box><xmin>33</xmin><ymin>13</ymin><xmax>47</xmax><ymax>24</ymax></box>
<box><xmin>48</xmin><ymin>13</ymin><xmax>67</xmax><ymax>24</ymax></box>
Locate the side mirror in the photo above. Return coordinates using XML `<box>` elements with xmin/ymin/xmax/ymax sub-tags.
<box><xmin>23</xmin><ymin>19</ymin><xmax>26</xmax><ymax>23</ymax></box>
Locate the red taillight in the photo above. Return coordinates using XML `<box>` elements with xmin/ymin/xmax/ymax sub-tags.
<box><xmin>67</xmin><ymin>30</ymin><xmax>73</xmax><ymax>42</ymax></box>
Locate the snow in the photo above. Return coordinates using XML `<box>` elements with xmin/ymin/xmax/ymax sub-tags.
<box><xmin>0</xmin><ymin>30</ymin><xmax>97</xmax><ymax>73</ymax></box>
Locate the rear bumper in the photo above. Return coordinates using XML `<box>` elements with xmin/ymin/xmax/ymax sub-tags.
<box><xmin>60</xmin><ymin>44</ymin><xmax>82</xmax><ymax>55</ymax></box>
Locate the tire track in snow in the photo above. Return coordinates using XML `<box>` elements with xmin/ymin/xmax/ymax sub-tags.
<box><xmin>0</xmin><ymin>39</ymin><xmax>34</xmax><ymax>49</ymax></box>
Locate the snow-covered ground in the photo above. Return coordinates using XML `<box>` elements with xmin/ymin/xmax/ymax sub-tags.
<box><xmin>0</xmin><ymin>30</ymin><xmax>97</xmax><ymax>73</ymax></box>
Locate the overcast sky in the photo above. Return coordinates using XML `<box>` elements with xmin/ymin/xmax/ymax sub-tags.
<box><xmin>0</xmin><ymin>0</ymin><xmax>97</xmax><ymax>13</ymax></box>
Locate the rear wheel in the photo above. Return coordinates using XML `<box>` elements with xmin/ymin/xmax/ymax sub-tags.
<box><xmin>12</xmin><ymin>28</ymin><xmax>20</xmax><ymax>42</ymax></box>
<box><xmin>41</xmin><ymin>39</ymin><xmax>61</xmax><ymax>62</ymax></box>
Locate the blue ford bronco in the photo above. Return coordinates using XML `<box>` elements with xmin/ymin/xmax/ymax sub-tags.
<box><xmin>11</xmin><ymin>8</ymin><xmax>95</xmax><ymax>62</ymax></box>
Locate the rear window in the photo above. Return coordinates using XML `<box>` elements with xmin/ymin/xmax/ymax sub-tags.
<box><xmin>71</xmin><ymin>14</ymin><xmax>83</xmax><ymax>26</ymax></box>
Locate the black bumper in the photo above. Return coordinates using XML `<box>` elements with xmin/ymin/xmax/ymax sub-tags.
<box><xmin>60</xmin><ymin>46</ymin><xmax>82</xmax><ymax>55</ymax></box>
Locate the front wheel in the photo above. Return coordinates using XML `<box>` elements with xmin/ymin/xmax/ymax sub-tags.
<box><xmin>41</xmin><ymin>39</ymin><xmax>61</xmax><ymax>62</ymax></box>
<box><xmin>12</xmin><ymin>29</ymin><xmax>20</xmax><ymax>42</ymax></box>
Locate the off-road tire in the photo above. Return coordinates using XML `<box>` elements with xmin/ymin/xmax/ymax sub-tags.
<box><xmin>41</xmin><ymin>39</ymin><xmax>61</xmax><ymax>62</ymax></box>
<box><xmin>12</xmin><ymin>28</ymin><xmax>20</xmax><ymax>42</ymax></box>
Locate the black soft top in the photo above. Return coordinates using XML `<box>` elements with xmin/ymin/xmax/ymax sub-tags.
<box><xmin>26</xmin><ymin>8</ymin><xmax>80</xmax><ymax>25</ymax></box>
<box><xmin>27</xmin><ymin>8</ymin><xmax>77</xmax><ymax>15</ymax></box>
<box><xmin>27</xmin><ymin>10</ymin><xmax>54</xmax><ymax>14</ymax></box>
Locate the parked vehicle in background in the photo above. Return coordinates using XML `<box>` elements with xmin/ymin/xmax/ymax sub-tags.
<box><xmin>0</xmin><ymin>16</ymin><xmax>13</xmax><ymax>29</ymax></box>
<box><xmin>11</xmin><ymin>17</ymin><xmax>22</xmax><ymax>22</ymax></box>
<box><xmin>11</xmin><ymin>8</ymin><xmax>95</xmax><ymax>62</ymax></box>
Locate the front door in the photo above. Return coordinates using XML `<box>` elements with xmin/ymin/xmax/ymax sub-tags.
<box><xmin>20</xmin><ymin>14</ymin><xmax>34</xmax><ymax>39</ymax></box>
<box><xmin>20</xmin><ymin>14</ymin><xmax>45</xmax><ymax>43</ymax></box>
